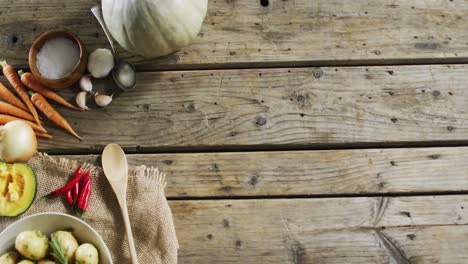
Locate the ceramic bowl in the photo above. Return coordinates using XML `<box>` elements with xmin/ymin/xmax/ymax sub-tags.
<box><xmin>0</xmin><ymin>212</ymin><xmax>112</xmax><ymax>263</ymax></box>
<box><xmin>29</xmin><ymin>29</ymin><xmax>87</xmax><ymax>89</ymax></box>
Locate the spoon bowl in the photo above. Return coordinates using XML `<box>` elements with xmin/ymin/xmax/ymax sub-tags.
<box><xmin>102</xmin><ymin>144</ymin><xmax>139</xmax><ymax>264</ymax></box>
<box><xmin>112</xmin><ymin>60</ymin><xmax>136</xmax><ymax>91</ymax></box>
<box><xmin>102</xmin><ymin>144</ymin><xmax>128</xmax><ymax>184</ymax></box>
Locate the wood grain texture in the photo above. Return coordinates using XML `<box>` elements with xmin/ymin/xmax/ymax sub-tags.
<box><xmin>15</xmin><ymin>64</ymin><xmax>468</xmax><ymax>152</ymax></box>
<box><xmin>2</xmin><ymin>0</ymin><xmax>468</xmax><ymax>70</ymax></box>
<box><xmin>61</xmin><ymin>146</ymin><xmax>468</xmax><ymax>198</ymax></box>
<box><xmin>168</xmin><ymin>196</ymin><xmax>468</xmax><ymax>263</ymax></box>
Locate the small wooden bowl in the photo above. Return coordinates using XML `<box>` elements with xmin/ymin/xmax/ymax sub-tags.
<box><xmin>29</xmin><ymin>29</ymin><xmax>87</xmax><ymax>89</ymax></box>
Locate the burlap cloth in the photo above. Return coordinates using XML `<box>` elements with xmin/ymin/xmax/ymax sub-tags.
<box><xmin>0</xmin><ymin>153</ymin><xmax>178</xmax><ymax>264</ymax></box>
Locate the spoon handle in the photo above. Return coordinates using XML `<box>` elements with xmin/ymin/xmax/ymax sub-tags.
<box><xmin>120</xmin><ymin>201</ymin><xmax>139</xmax><ymax>264</ymax></box>
<box><xmin>91</xmin><ymin>5</ymin><xmax>117</xmax><ymax>54</ymax></box>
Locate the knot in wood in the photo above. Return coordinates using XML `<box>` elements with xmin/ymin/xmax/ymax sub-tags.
<box><xmin>255</xmin><ymin>116</ymin><xmax>267</xmax><ymax>126</ymax></box>
<box><xmin>260</xmin><ymin>0</ymin><xmax>269</xmax><ymax>7</ymax></box>
<box><xmin>296</xmin><ymin>95</ymin><xmax>306</xmax><ymax>103</ymax></box>
<box><xmin>7</xmin><ymin>34</ymin><xmax>20</xmax><ymax>47</ymax></box>
<box><xmin>184</xmin><ymin>103</ymin><xmax>196</xmax><ymax>113</ymax></box>
<box><xmin>249</xmin><ymin>176</ymin><xmax>259</xmax><ymax>186</ymax></box>
<box><xmin>312</xmin><ymin>68</ymin><xmax>323</xmax><ymax>78</ymax></box>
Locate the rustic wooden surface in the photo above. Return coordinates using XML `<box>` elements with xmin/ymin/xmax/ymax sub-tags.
<box><xmin>62</xmin><ymin>146</ymin><xmax>468</xmax><ymax>198</ymax></box>
<box><xmin>2</xmin><ymin>0</ymin><xmax>468</xmax><ymax>263</ymax></box>
<box><xmin>1</xmin><ymin>64</ymin><xmax>464</xmax><ymax>152</ymax></box>
<box><xmin>1</xmin><ymin>0</ymin><xmax>468</xmax><ymax>70</ymax></box>
<box><xmin>169</xmin><ymin>195</ymin><xmax>468</xmax><ymax>263</ymax></box>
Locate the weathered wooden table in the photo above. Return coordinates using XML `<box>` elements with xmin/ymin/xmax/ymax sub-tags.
<box><xmin>3</xmin><ymin>0</ymin><xmax>468</xmax><ymax>263</ymax></box>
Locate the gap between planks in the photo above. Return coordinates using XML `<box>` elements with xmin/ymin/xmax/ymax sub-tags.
<box><xmin>5</xmin><ymin>58</ymin><xmax>468</xmax><ymax>74</ymax></box>
<box><xmin>166</xmin><ymin>191</ymin><xmax>468</xmax><ymax>201</ymax></box>
<box><xmin>125</xmin><ymin>58</ymin><xmax>468</xmax><ymax>72</ymax></box>
<box><xmin>43</xmin><ymin>140</ymin><xmax>468</xmax><ymax>155</ymax></box>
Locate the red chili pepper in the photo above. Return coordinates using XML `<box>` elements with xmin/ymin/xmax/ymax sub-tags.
<box><xmin>77</xmin><ymin>176</ymin><xmax>91</xmax><ymax>215</ymax></box>
<box><xmin>50</xmin><ymin>165</ymin><xmax>86</xmax><ymax>197</ymax></box>
<box><xmin>66</xmin><ymin>190</ymin><xmax>74</xmax><ymax>205</ymax></box>
<box><xmin>72</xmin><ymin>182</ymin><xmax>80</xmax><ymax>204</ymax></box>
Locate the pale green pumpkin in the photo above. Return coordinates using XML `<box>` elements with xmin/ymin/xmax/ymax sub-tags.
<box><xmin>102</xmin><ymin>0</ymin><xmax>208</xmax><ymax>57</ymax></box>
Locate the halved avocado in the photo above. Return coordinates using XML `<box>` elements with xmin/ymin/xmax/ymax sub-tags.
<box><xmin>0</xmin><ymin>162</ymin><xmax>36</xmax><ymax>217</ymax></box>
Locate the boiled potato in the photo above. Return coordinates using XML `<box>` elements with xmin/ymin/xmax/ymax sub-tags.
<box><xmin>15</xmin><ymin>230</ymin><xmax>48</xmax><ymax>260</ymax></box>
<box><xmin>38</xmin><ymin>260</ymin><xmax>57</xmax><ymax>264</ymax></box>
<box><xmin>51</xmin><ymin>231</ymin><xmax>79</xmax><ymax>262</ymax></box>
<box><xmin>0</xmin><ymin>251</ymin><xmax>19</xmax><ymax>264</ymax></box>
<box><xmin>17</xmin><ymin>260</ymin><xmax>35</xmax><ymax>264</ymax></box>
<box><xmin>75</xmin><ymin>243</ymin><xmax>99</xmax><ymax>264</ymax></box>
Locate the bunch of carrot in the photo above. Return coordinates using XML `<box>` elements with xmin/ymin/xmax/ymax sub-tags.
<box><xmin>0</xmin><ymin>61</ymin><xmax>82</xmax><ymax>139</ymax></box>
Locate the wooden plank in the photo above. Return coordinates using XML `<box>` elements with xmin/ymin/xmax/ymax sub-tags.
<box><xmin>2</xmin><ymin>0</ymin><xmax>468</xmax><ymax>70</ymax></box>
<box><xmin>169</xmin><ymin>196</ymin><xmax>468</xmax><ymax>263</ymax></box>
<box><xmin>62</xmin><ymin>146</ymin><xmax>468</xmax><ymax>198</ymax></box>
<box><xmin>17</xmin><ymin>64</ymin><xmax>468</xmax><ymax>152</ymax></box>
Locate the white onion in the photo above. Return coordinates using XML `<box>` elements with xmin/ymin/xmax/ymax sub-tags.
<box><xmin>0</xmin><ymin>121</ymin><xmax>37</xmax><ymax>162</ymax></box>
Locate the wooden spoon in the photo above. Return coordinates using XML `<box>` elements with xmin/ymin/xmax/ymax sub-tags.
<box><xmin>102</xmin><ymin>144</ymin><xmax>139</xmax><ymax>264</ymax></box>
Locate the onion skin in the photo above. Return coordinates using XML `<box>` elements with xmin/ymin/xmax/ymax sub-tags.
<box><xmin>0</xmin><ymin>121</ymin><xmax>37</xmax><ymax>163</ymax></box>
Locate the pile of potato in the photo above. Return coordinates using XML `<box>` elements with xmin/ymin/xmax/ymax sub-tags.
<box><xmin>0</xmin><ymin>230</ymin><xmax>99</xmax><ymax>264</ymax></box>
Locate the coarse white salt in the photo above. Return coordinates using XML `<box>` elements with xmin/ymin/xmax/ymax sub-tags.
<box><xmin>36</xmin><ymin>37</ymin><xmax>80</xmax><ymax>79</ymax></box>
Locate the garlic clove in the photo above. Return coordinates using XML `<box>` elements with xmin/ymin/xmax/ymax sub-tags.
<box><xmin>79</xmin><ymin>75</ymin><xmax>93</xmax><ymax>92</ymax></box>
<box><xmin>94</xmin><ymin>93</ymin><xmax>113</xmax><ymax>107</ymax></box>
<box><xmin>76</xmin><ymin>91</ymin><xmax>90</xmax><ymax>110</ymax></box>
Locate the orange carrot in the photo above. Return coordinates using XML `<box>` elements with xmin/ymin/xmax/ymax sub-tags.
<box><xmin>35</xmin><ymin>132</ymin><xmax>53</xmax><ymax>139</ymax></box>
<box><xmin>0</xmin><ymin>114</ymin><xmax>47</xmax><ymax>133</ymax></box>
<box><xmin>0</xmin><ymin>61</ymin><xmax>41</xmax><ymax>125</ymax></box>
<box><xmin>19</xmin><ymin>71</ymin><xmax>84</xmax><ymax>112</ymax></box>
<box><xmin>0</xmin><ymin>101</ymin><xmax>35</xmax><ymax>122</ymax></box>
<box><xmin>0</xmin><ymin>81</ymin><xmax>28</xmax><ymax>112</ymax></box>
<box><xmin>31</xmin><ymin>93</ymin><xmax>82</xmax><ymax>140</ymax></box>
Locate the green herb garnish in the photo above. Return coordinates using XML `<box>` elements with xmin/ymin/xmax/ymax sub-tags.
<box><xmin>49</xmin><ymin>236</ymin><xmax>68</xmax><ymax>264</ymax></box>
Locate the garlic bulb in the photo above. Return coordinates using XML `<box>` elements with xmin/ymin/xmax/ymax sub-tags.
<box><xmin>88</xmin><ymin>48</ymin><xmax>114</xmax><ymax>78</ymax></box>
<box><xmin>76</xmin><ymin>92</ymin><xmax>90</xmax><ymax>110</ymax></box>
<box><xmin>79</xmin><ymin>75</ymin><xmax>93</xmax><ymax>92</ymax></box>
<box><xmin>94</xmin><ymin>93</ymin><xmax>113</xmax><ymax>107</ymax></box>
